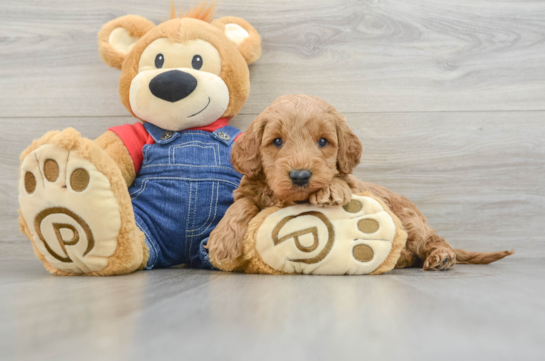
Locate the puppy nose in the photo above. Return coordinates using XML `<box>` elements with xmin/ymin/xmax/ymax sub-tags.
<box><xmin>149</xmin><ymin>70</ymin><xmax>198</xmax><ymax>102</ymax></box>
<box><xmin>289</xmin><ymin>169</ymin><xmax>312</xmax><ymax>186</ymax></box>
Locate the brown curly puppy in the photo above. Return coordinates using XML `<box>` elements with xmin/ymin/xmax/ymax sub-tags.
<box><xmin>208</xmin><ymin>94</ymin><xmax>513</xmax><ymax>270</ymax></box>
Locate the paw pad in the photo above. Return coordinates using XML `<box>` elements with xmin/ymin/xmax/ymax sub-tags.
<box><xmin>353</xmin><ymin>244</ymin><xmax>374</xmax><ymax>262</ymax></box>
<box><xmin>342</xmin><ymin>199</ymin><xmax>363</xmax><ymax>213</ymax></box>
<box><xmin>358</xmin><ymin>219</ymin><xmax>379</xmax><ymax>233</ymax></box>
<box><xmin>44</xmin><ymin>159</ymin><xmax>59</xmax><ymax>182</ymax></box>
<box><xmin>70</xmin><ymin>168</ymin><xmax>90</xmax><ymax>192</ymax></box>
<box><xmin>24</xmin><ymin>171</ymin><xmax>37</xmax><ymax>194</ymax></box>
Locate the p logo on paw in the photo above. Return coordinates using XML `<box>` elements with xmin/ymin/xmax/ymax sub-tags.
<box><xmin>247</xmin><ymin>193</ymin><xmax>407</xmax><ymax>275</ymax></box>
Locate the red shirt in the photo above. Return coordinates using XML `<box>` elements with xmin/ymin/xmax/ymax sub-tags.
<box><xmin>109</xmin><ymin>118</ymin><xmax>241</xmax><ymax>174</ymax></box>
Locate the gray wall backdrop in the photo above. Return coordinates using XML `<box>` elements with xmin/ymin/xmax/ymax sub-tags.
<box><xmin>1</xmin><ymin>0</ymin><xmax>544</xmax><ymax>260</ymax></box>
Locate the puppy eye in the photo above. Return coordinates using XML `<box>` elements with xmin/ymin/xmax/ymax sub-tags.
<box><xmin>155</xmin><ymin>54</ymin><xmax>164</xmax><ymax>69</ymax></box>
<box><xmin>272</xmin><ymin>138</ymin><xmax>283</xmax><ymax>148</ymax></box>
<box><xmin>318</xmin><ymin>138</ymin><xmax>329</xmax><ymax>147</ymax></box>
<box><xmin>192</xmin><ymin>55</ymin><xmax>203</xmax><ymax>70</ymax></box>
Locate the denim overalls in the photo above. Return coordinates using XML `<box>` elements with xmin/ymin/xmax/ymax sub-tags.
<box><xmin>128</xmin><ymin>123</ymin><xmax>243</xmax><ymax>269</ymax></box>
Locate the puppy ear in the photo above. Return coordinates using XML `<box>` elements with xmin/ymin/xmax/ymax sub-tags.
<box><xmin>335</xmin><ymin>114</ymin><xmax>363</xmax><ymax>175</ymax></box>
<box><xmin>211</xmin><ymin>16</ymin><xmax>262</xmax><ymax>65</ymax></box>
<box><xmin>231</xmin><ymin>117</ymin><xmax>266</xmax><ymax>177</ymax></box>
<box><xmin>98</xmin><ymin>15</ymin><xmax>155</xmax><ymax>69</ymax></box>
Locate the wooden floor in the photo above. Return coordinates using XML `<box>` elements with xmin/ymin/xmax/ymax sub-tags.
<box><xmin>1</xmin><ymin>0</ymin><xmax>544</xmax><ymax>359</ymax></box>
<box><xmin>1</xmin><ymin>258</ymin><xmax>544</xmax><ymax>361</ymax></box>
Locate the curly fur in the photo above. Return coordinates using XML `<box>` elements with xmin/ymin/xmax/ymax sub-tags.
<box><xmin>209</xmin><ymin>94</ymin><xmax>514</xmax><ymax>270</ymax></box>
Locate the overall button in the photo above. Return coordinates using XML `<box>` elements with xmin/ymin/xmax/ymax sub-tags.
<box><xmin>161</xmin><ymin>131</ymin><xmax>174</xmax><ymax>140</ymax></box>
<box><xmin>217</xmin><ymin>131</ymin><xmax>230</xmax><ymax>141</ymax></box>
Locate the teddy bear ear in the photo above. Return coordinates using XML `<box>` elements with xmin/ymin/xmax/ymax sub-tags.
<box><xmin>98</xmin><ymin>15</ymin><xmax>155</xmax><ymax>69</ymax></box>
<box><xmin>211</xmin><ymin>16</ymin><xmax>262</xmax><ymax>65</ymax></box>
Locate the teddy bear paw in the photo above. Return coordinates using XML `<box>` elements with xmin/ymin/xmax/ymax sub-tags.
<box><xmin>19</xmin><ymin>144</ymin><xmax>122</xmax><ymax>274</ymax></box>
<box><xmin>254</xmin><ymin>194</ymin><xmax>404</xmax><ymax>275</ymax></box>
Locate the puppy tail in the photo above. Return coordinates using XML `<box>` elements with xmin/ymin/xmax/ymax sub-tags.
<box><xmin>454</xmin><ymin>248</ymin><xmax>514</xmax><ymax>265</ymax></box>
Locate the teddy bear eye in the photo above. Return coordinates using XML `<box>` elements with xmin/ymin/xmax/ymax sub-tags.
<box><xmin>155</xmin><ymin>54</ymin><xmax>164</xmax><ymax>69</ymax></box>
<box><xmin>273</xmin><ymin>138</ymin><xmax>283</xmax><ymax>148</ymax></box>
<box><xmin>318</xmin><ymin>138</ymin><xmax>328</xmax><ymax>147</ymax></box>
<box><xmin>192</xmin><ymin>55</ymin><xmax>203</xmax><ymax>70</ymax></box>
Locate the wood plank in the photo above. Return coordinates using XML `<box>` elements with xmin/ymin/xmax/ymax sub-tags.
<box><xmin>0</xmin><ymin>259</ymin><xmax>543</xmax><ymax>360</ymax></box>
<box><xmin>1</xmin><ymin>111</ymin><xmax>543</xmax><ymax>259</ymax></box>
<box><xmin>1</xmin><ymin>0</ymin><xmax>545</xmax><ymax>117</ymax></box>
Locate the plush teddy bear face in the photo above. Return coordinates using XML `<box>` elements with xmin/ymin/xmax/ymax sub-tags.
<box><xmin>130</xmin><ymin>33</ymin><xmax>227</xmax><ymax>130</ymax></box>
<box><xmin>98</xmin><ymin>8</ymin><xmax>261</xmax><ymax>131</ymax></box>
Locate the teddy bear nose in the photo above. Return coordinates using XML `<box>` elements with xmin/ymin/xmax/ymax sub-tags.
<box><xmin>149</xmin><ymin>70</ymin><xmax>198</xmax><ymax>102</ymax></box>
<box><xmin>289</xmin><ymin>169</ymin><xmax>312</xmax><ymax>187</ymax></box>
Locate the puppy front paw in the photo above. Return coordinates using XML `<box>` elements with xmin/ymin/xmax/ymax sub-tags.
<box><xmin>309</xmin><ymin>180</ymin><xmax>352</xmax><ymax>207</ymax></box>
<box><xmin>207</xmin><ymin>230</ymin><xmax>244</xmax><ymax>264</ymax></box>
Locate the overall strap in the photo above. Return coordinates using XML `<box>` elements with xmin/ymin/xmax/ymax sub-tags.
<box><xmin>143</xmin><ymin>123</ymin><xmax>181</xmax><ymax>145</ymax></box>
<box><xmin>210</xmin><ymin>125</ymin><xmax>242</xmax><ymax>147</ymax></box>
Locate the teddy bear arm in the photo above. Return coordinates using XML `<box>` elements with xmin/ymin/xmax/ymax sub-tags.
<box><xmin>94</xmin><ymin>130</ymin><xmax>136</xmax><ymax>187</ymax></box>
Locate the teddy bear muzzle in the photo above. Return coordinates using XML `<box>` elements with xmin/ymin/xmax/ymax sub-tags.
<box><xmin>129</xmin><ymin>67</ymin><xmax>230</xmax><ymax>131</ymax></box>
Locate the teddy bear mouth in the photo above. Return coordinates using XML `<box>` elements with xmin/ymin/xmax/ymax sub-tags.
<box><xmin>188</xmin><ymin>97</ymin><xmax>211</xmax><ymax>118</ymax></box>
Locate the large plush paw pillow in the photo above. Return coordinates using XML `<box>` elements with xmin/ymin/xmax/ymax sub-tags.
<box><xmin>213</xmin><ymin>192</ymin><xmax>408</xmax><ymax>275</ymax></box>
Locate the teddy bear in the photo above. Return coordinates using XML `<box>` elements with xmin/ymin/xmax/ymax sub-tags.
<box><xmin>17</xmin><ymin>2</ymin><xmax>262</xmax><ymax>276</ymax></box>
